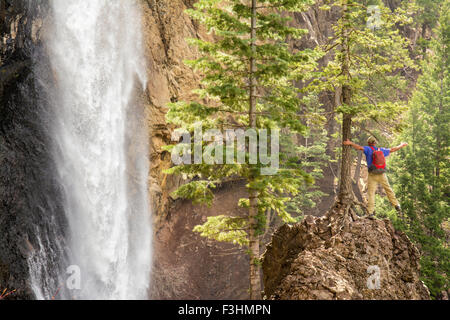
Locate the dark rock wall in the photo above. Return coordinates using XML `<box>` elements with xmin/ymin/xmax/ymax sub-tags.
<box><xmin>0</xmin><ymin>0</ymin><xmax>66</xmax><ymax>299</ymax></box>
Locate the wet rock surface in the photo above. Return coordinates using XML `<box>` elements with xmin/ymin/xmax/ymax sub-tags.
<box><xmin>1</xmin><ymin>0</ymin><xmax>66</xmax><ymax>300</ymax></box>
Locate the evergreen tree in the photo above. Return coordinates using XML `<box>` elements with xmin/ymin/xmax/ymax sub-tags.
<box><xmin>416</xmin><ymin>0</ymin><xmax>445</xmax><ymax>31</ymax></box>
<box><xmin>164</xmin><ymin>0</ymin><xmax>319</xmax><ymax>299</ymax></box>
<box><xmin>413</xmin><ymin>0</ymin><xmax>445</xmax><ymax>54</ymax></box>
<box><xmin>387</xmin><ymin>3</ymin><xmax>449</xmax><ymax>298</ymax></box>
<box><xmin>315</xmin><ymin>0</ymin><xmax>415</xmax><ymax>204</ymax></box>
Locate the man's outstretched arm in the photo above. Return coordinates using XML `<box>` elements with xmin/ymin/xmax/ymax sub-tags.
<box><xmin>343</xmin><ymin>140</ymin><xmax>364</xmax><ymax>151</ymax></box>
<box><xmin>390</xmin><ymin>142</ymin><xmax>408</xmax><ymax>153</ymax></box>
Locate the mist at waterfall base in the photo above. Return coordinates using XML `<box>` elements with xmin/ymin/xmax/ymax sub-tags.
<box><xmin>27</xmin><ymin>0</ymin><xmax>152</xmax><ymax>300</ymax></box>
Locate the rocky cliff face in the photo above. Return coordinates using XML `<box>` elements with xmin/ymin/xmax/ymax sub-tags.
<box><xmin>140</xmin><ymin>0</ymin><xmax>254</xmax><ymax>299</ymax></box>
<box><xmin>0</xmin><ymin>0</ymin><xmax>42</xmax><ymax>96</ymax></box>
<box><xmin>0</xmin><ymin>0</ymin><xmax>66</xmax><ymax>299</ymax></box>
<box><xmin>262</xmin><ymin>203</ymin><xmax>430</xmax><ymax>300</ymax></box>
<box><xmin>150</xmin><ymin>180</ymin><xmax>250</xmax><ymax>299</ymax></box>
<box><xmin>141</xmin><ymin>0</ymin><xmax>204</xmax><ymax>227</ymax></box>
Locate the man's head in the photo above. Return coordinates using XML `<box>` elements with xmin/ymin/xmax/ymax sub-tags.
<box><xmin>367</xmin><ymin>136</ymin><xmax>378</xmax><ymax>146</ymax></box>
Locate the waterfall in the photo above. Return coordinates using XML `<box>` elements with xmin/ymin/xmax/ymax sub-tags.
<box><xmin>30</xmin><ymin>0</ymin><xmax>152</xmax><ymax>299</ymax></box>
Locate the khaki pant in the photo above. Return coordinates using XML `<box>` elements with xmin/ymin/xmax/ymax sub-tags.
<box><xmin>367</xmin><ymin>173</ymin><xmax>399</xmax><ymax>214</ymax></box>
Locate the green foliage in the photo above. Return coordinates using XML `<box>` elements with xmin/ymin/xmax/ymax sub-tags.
<box><xmin>193</xmin><ymin>215</ymin><xmax>249</xmax><ymax>245</ymax></box>
<box><xmin>310</xmin><ymin>0</ymin><xmax>416</xmax><ymax>200</ymax></box>
<box><xmin>165</xmin><ymin>0</ymin><xmax>320</xmax><ymax>248</ymax></box>
<box><xmin>413</xmin><ymin>0</ymin><xmax>446</xmax><ymax>53</ymax></box>
<box><xmin>170</xmin><ymin>180</ymin><xmax>216</xmax><ymax>206</ymax></box>
<box><xmin>283</xmin><ymin>100</ymin><xmax>330</xmax><ymax>216</ymax></box>
<box><xmin>416</xmin><ymin>0</ymin><xmax>446</xmax><ymax>29</ymax></box>
<box><xmin>314</xmin><ymin>0</ymin><xmax>415</xmax><ymax>121</ymax></box>
<box><xmin>386</xmin><ymin>4</ymin><xmax>450</xmax><ymax>298</ymax></box>
<box><xmin>374</xmin><ymin>195</ymin><xmax>405</xmax><ymax>231</ymax></box>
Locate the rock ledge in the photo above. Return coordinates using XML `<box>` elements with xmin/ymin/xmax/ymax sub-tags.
<box><xmin>262</xmin><ymin>203</ymin><xmax>430</xmax><ymax>300</ymax></box>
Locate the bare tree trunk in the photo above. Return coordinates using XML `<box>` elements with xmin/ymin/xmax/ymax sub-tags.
<box><xmin>339</xmin><ymin>110</ymin><xmax>353</xmax><ymax>202</ymax></box>
<box><xmin>436</xmin><ymin>75</ymin><xmax>443</xmax><ymax>180</ymax></box>
<box><xmin>248</xmin><ymin>191</ymin><xmax>261</xmax><ymax>299</ymax></box>
<box><xmin>247</xmin><ymin>0</ymin><xmax>261</xmax><ymax>300</ymax></box>
<box><xmin>337</xmin><ymin>0</ymin><xmax>354</xmax><ymax>204</ymax></box>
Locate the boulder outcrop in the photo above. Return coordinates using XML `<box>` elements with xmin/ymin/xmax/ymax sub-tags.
<box><xmin>262</xmin><ymin>203</ymin><xmax>430</xmax><ymax>300</ymax></box>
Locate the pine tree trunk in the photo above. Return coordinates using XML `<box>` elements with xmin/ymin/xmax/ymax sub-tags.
<box><xmin>337</xmin><ymin>1</ymin><xmax>353</xmax><ymax>204</ymax></box>
<box><xmin>248</xmin><ymin>0</ymin><xmax>261</xmax><ymax>300</ymax></box>
<box><xmin>436</xmin><ymin>76</ymin><xmax>443</xmax><ymax>180</ymax></box>
<box><xmin>248</xmin><ymin>190</ymin><xmax>261</xmax><ymax>299</ymax></box>
<box><xmin>339</xmin><ymin>110</ymin><xmax>353</xmax><ymax>202</ymax></box>
<box><xmin>249</xmin><ymin>0</ymin><xmax>257</xmax><ymax>129</ymax></box>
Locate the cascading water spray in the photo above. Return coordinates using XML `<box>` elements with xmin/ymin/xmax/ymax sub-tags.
<box><xmin>31</xmin><ymin>0</ymin><xmax>152</xmax><ymax>299</ymax></box>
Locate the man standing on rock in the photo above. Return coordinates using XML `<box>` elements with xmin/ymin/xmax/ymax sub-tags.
<box><xmin>343</xmin><ymin>137</ymin><xmax>408</xmax><ymax>217</ymax></box>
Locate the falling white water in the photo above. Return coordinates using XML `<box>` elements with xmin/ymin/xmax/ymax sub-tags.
<box><xmin>43</xmin><ymin>0</ymin><xmax>152</xmax><ymax>299</ymax></box>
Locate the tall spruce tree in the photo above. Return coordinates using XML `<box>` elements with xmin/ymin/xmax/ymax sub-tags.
<box><xmin>416</xmin><ymin>0</ymin><xmax>445</xmax><ymax>44</ymax></box>
<box><xmin>315</xmin><ymin>0</ymin><xmax>415</xmax><ymax>205</ymax></box>
<box><xmin>387</xmin><ymin>3</ymin><xmax>449</xmax><ymax>298</ymax></box>
<box><xmin>164</xmin><ymin>0</ymin><xmax>319</xmax><ymax>299</ymax></box>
